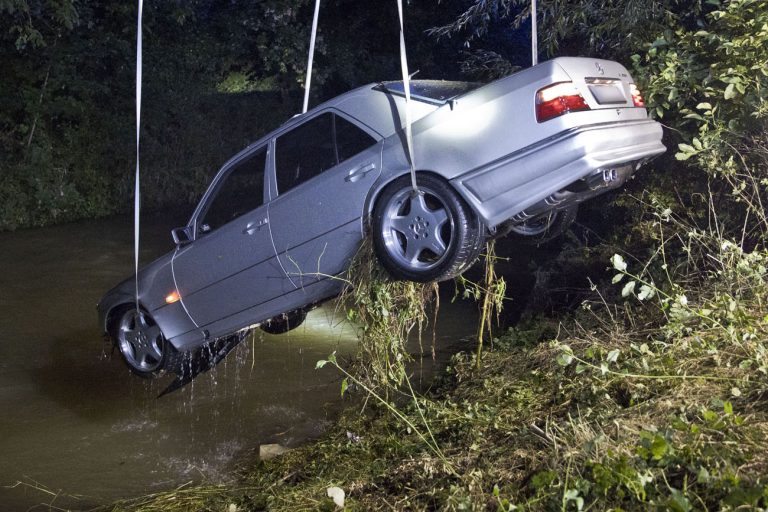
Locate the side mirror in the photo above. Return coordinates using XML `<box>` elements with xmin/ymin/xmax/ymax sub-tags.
<box><xmin>171</xmin><ymin>226</ymin><xmax>193</xmax><ymax>246</ymax></box>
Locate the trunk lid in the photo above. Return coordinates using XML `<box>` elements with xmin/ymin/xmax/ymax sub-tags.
<box><xmin>552</xmin><ymin>57</ymin><xmax>637</xmax><ymax>109</ymax></box>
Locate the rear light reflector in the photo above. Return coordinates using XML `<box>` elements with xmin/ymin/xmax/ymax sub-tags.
<box><xmin>630</xmin><ymin>83</ymin><xmax>645</xmax><ymax>107</ymax></box>
<box><xmin>536</xmin><ymin>82</ymin><xmax>591</xmax><ymax>122</ymax></box>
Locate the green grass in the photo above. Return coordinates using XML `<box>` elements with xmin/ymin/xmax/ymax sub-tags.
<box><xmin>106</xmin><ymin>176</ymin><xmax>768</xmax><ymax>511</ymax></box>
<box><xmin>106</xmin><ymin>241</ymin><xmax>768</xmax><ymax>511</ymax></box>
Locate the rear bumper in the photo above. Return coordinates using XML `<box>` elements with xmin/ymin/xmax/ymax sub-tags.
<box><xmin>450</xmin><ymin>119</ymin><xmax>665</xmax><ymax>228</ymax></box>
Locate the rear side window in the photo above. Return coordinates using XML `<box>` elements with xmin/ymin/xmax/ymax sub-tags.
<box><xmin>275</xmin><ymin>113</ymin><xmax>336</xmax><ymax>194</ymax></box>
<box><xmin>376</xmin><ymin>80</ymin><xmax>481</xmax><ymax>105</ymax></box>
<box><xmin>200</xmin><ymin>148</ymin><xmax>266</xmax><ymax>233</ymax></box>
<box><xmin>275</xmin><ymin>113</ymin><xmax>376</xmax><ymax>194</ymax></box>
<box><xmin>336</xmin><ymin>115</ymin><xmax>376</xmax><ymax>162</ymax></box>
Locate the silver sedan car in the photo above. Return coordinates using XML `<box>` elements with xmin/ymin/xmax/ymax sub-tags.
<box><xmin>99</xmin><ymin>57</ymin><xmax>665</xmax><ymax>378</ymax></box>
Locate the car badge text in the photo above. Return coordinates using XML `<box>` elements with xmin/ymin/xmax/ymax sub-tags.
<box><xmin>595</xmin><ymin>62</ymin><xmax>605</xmax><ymax>75</ymax></box>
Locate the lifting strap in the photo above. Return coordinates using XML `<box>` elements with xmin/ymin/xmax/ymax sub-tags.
<box><xmin>531</xmin><ymin>0</ymin><xmax>538</xmax><ymax>66</ymax></box>
<box><xmin>134</xmin><ymin>0</ymin><xmax>143</xmax><ymax>310</ymax></box>
<box><xmin>302</xmin><ymin>0</ymin><xmax>321</xmax><ymax>114</ymax></box>
<box><xmin>301</xmin><ymin>0</ymin><xmax>418</xmax><ymax>191</ymax></box>
<box><xmin>396</xmin><ymin>0</ymin><xmax>418</xmax><ymax>192</ymax></box>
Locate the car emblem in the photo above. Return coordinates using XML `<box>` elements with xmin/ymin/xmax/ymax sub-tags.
<box><xmin>595</xmin><ymin>62</ymin><xmax>605</xmax><ymax>75</ymax></box>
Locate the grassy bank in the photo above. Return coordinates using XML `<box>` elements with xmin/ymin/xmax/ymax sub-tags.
<box><xmin>106</xmin><ymin>229</ymin><xmax>768</xmax><ymax>511</ymax></box>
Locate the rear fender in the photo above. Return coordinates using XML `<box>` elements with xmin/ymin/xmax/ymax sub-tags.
<box><xmin>363</xmin><ymin>169</ymin><xmax>457</xmax><ymax>225</ymax></box>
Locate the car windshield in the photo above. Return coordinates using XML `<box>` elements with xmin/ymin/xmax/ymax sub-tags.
<box><xmin>376</xmin><ymin>80</ymin><xmax>481</xmax><ymax>105</ymax></box>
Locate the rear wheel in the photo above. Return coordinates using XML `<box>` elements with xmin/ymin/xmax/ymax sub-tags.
<box><xmin>114</xmin><ymin>307</ymin><xmax>180</xmax><ymax>378</ymax></box>
<box><xmin>372</xmin><ymin>174</ymin><xmax>484</xmax><ymax>282</ymax></box>
<box><xmin>260</xmin><ymin>309</ymin><xmax>308</xmax><ymax>335</ymax></box>
<box><xmin>504</xmin><ymin>204</ymin><xmax>578</xmax><ymax>245</ymax></box>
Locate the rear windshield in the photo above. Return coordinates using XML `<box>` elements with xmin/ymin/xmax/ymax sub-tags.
<box><xmin>375</xmin><ymin>80</ymin><xmax>481</xmax><ymax>105</ymax></box>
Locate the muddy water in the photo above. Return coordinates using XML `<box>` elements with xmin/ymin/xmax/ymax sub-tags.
<box><xmin>0</xmin><ymin>211</ymin><xmax>477</xmax><ymax>510</ymax></box>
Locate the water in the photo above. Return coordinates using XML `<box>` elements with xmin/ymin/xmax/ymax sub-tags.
<box><xmin>0</xmin><ymin>211</ymin><xmax>477</xmax><ymax>510</ymax></box>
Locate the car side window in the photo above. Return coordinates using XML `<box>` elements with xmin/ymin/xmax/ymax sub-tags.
<box><xmin>275</xmin><ymin>113</ymin><xmax>377</xmax><ymax>194</ymax></box>
<box><xmin>335</xmin><ymin>115</ymin><xmax>376</xmax><ymax>162</ymax></box>
<box><xmin>198</xmin><ymin>147</ymin><xmax>266</xmax><ymax>234</ymax></box>
<box><xmin>275</xmin><ymin>113</ymin><xmax>336</xmax><ymax>194</ymax></box>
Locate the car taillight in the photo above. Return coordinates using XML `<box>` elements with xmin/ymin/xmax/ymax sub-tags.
<box><xmin>629</xmin><ymin>83</ymin><xmax>645</xmax><ymax>107</ymax></box>
<box><xmin>535</xmin><ymin>82</ymin><xmax>591</xmax><ymax>123</ymax></box>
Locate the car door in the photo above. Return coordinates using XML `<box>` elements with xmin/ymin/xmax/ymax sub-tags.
<box><xmin>171</xmin><ymin>145</ymin><xmax>285</xmax><ymax>329</ymax></box>
<box><xmin>268</xmin><ymin>111</ymin><xmax>382</xmax><ymax>295</ymax></box>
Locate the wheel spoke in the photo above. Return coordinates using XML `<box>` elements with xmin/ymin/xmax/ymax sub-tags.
<box><xmin>404</xmin><ymin>237</ymin><xmax>427</xmax><ymax>263</ymax></box>
<box><xmin>145</xmin><ymin>342</ymin><xmax>163</xmax><ymax>362</ymax></box>
<box><xmin>409</xmin><ymin>193</ymin><xmax>430</xmax><ymax>218</ymax></box>
<box><xmin>432</xmin><ymin>207</ymin><xmax>448</xmax><ymax>228</ymax></box>
<box><xmin>427</xmin><ymin>233</ymin><xmax>447</xmax><ymax>256</ymax></box>
<box><xmin>136</xmin><ymin>313</ymin><xmax>151</xmax><ymax>330</ymax></box>
<box><xmin>144</xmin><ymin>324</ymin><xmax>161</xmax><ymax>342</ymax></box>
<box><xmin>144</xmin><ymin>327</ymin><xmax>163</xmax><ymax>360</ymax></box>
<box><xmin>128</xmin><ymin>339</ymin><xmax>146</xmax><ymax>364</ymax></box>
<box><xmin>390</xmin><ymin>216</ymin><xmax>412</xmax><ymax>236</ymax></box>
<box><xmin>132</xmin><ymin>339</ymin><xmax>156</xmax><ymax>365</ymax></box>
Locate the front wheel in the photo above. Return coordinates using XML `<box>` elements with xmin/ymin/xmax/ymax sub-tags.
<box><xmin>114</xmin><ymin>307</ymin><xmax>180</xmax><ymax>378</ymax></box>
<box><xmin>372</xmin><ymin>174</ymin><xmax>484</xmax><ymax>282</ymax></box>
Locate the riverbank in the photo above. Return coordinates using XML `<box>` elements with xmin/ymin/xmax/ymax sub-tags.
<box><xmin>106</xmin><ymin>242</ymin><xmax>768</xmax><ymax>511</ymax></box>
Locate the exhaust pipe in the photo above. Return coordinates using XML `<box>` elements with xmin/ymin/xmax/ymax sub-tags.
<box><xmin>586</xmin><ymin>164</ymin><xmax>633</xmax><ymax>191</ymax></box>
<box><xmin>495</xmin><ymin>162</ymin><xmax>638</xmax><ymax>238</ymax></box>
<box><xmin>508</xmin><ymin>190</ymin><xmax>572</xmax><ymax>223</ymax></box>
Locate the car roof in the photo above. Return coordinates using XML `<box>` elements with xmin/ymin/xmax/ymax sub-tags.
<box><xmin>229</xmin><ymin>79</ymin><xmax>474</xmax><ymax>167</ymax></box>
<box><xmin>278</xmin><ymin>79</ymin><xmax>477</xmax><ymax>135</ymax></box>
<box><xmin>287</xmin><ymin>82</ymin><xmax>404</xmax><ymax>136</ymax></box>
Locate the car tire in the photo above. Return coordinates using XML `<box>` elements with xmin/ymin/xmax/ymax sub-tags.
<box><xmin>503</xmin><ymin>204</ymin><xmax>578</xmax><ymax>246</ymax></box>
<box><xmin>260</xmin><ymin>309</ymin><xmax>308</xmax><ymax>335</ymax></box>
<box><xmin>113</xmin><ymin>306</ymin><xmax>182</xmax><ymax>379</ymax></box>
<box><xmin>372</xmin><ymin>174</ymin><xmax>485</xmax><ymax>282</ymax></box>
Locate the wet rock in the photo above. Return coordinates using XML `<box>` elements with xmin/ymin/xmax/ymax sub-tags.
<box><xmin>259</xmin><ymin>443</ymin><xmax>291</xmax><ymax>460</ymax></box>
<box><xmin>326</xmin><ymin>486</ymin><xmax>345</xmax><ymax>508</ymax></box>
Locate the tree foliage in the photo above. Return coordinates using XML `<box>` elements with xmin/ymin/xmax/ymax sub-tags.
<box><xmin>0</xmin><ymin>0</ymin><xmax>467</xmax><ymax>230</ymax></box>
<box><xmin>4</xmin><ymin>0</ymin><xmax>763</xmax><ymax>233</ymax></box>
<box><xmin>0</xmin><ymin>0</ymin><xmax>78</xmax><ymax>49</ymax></box>
<box><xmin>431</xmin><ymin>0</ymin><xmax>711</xmax><ymax>76</ymax></box>
<box><xmin>633</xmin><ymin>0</ymin><xmax>768</xmax><ymax>168</ymax></box>
<box><xmin>631</xmin><ymin>0</ymin><xmax>768</xmax><ymax>238</ymax></box>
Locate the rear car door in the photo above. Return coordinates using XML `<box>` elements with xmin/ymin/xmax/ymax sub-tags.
<box><xmin>171</xmin><ymin>146</ymin><xmax>285</xmax><ymax>329</ymax></box>
<box><xmin>268</xmin><ymin>111</ymin><xmax>381</xmax><ymax>295</ymax></box>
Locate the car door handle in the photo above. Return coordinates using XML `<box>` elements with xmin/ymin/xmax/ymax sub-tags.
<box><xmin>345</xmin><ymin>163</ymin><xmax>376</xmax><ymax>183</ymax></box>
<box><xmin>243</xmin><ymin>218</ymin><xmax>268</xmax><ymax>235</ymax></box>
